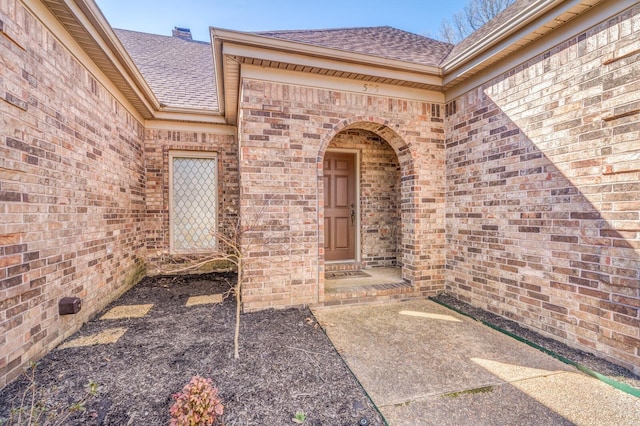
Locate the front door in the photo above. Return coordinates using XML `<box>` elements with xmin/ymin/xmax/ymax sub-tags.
<box><xmin>324</xmin><ymin>152</ymin><xmax>356</xmax><ymax>261</ymax></box>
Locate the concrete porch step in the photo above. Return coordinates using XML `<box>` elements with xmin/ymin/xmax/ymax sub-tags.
<box><xmin>322</xmin><ymin>267</ymin><xmax>434</xmax><ymax>307</ymax></box>
<box><xmin>324</xmin><ymin>261</ymin><xmax>362</xmax><ymax>273</ymax></box>
<box><xmin>323</xmin><ymin>280</ymin><xmax>418</xmax><ymax>306</ymax></box>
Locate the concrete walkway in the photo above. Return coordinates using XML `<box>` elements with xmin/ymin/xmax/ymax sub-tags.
<box><xmin>312</xmin><ymin>299</ymin><xmax>640</xmax><ymax>426</ymax></box>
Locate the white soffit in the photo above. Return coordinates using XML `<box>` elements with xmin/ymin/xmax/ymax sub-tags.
<box><xmin>41</xmin><ymin>0</ymin><xmax>159</xmax><ymax>118</ymax></box>
<box><xmin>41</xmin><ymin>0</ymin><xmax>224</xmax><ymax>125</ymax></box>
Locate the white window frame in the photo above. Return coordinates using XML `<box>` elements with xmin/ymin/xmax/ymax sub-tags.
<box><xmin>168</xmin><ymin>150</ymin><xmax>218</xmax><ymax>253</ymax></box>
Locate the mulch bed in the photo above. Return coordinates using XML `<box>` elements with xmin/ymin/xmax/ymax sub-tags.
<box><xmin>0</xmin><ymin>273</ymin><xmax>383</xmax><ymax>425</ymax></box>
<box><xmin>433</xmin><ymin>293</ymin><xmax>640</xmax><ymax>390</ymax></box>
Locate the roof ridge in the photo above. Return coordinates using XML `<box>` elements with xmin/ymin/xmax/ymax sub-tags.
<box><xmin>256</xmin><ymin>25</ymin><xmax>394</xmax><ymax>35</ymax></box>
<box><xmin>113</xmin><ymin>28</ymin><xmax>210</xmax><ymax>45</ymax></box>
<box><xmin>257</xmin><ymin>25</ymin><xmax>451</xmax><ymax>47</ymax></box>
<box><xmin>252</xmin><ymin>24</ymin><xmax>452</xmax><ymax>67</ymax></box>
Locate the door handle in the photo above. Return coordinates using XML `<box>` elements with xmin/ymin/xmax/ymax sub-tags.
<box><xmin>350</xmin><ymin>203</ymin><xmax>355</xmax><ymax>225</ymax></box>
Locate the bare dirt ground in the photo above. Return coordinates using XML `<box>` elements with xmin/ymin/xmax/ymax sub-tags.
<box><xmin>0</xmin><ymin>273</ymin><xmax>383</xmax><ymax>425</ymax></box>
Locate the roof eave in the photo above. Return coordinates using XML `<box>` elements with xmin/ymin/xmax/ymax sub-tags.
<box><xmin>210</xmin><ymin>27</ymin><xmax>445</xmax><ymax>125</ymax></box>
<box><xmin>211</xmin><ymin>27</ymin><xmax>444</xmax><ymax>75</ymax></box>
<box><xmin>441</xmin><ymin>0</ymin><xmax>624</xmax><ymax>89</ymax></box>
<box><xmin>43</xmin><ymin>0</ymin><xmax>162</xmax><ymax>119</ymax></box>
<box><xmin>211</xmin><ymin>29</ymin><xmax>227</xmax><ymax>121</ymax></box>
<box><xmin>442</xmin><ymin>0</ymin><xmax>563</xmax><ymax>74</ymax></box>
<box><xmin>155</xmin><ymin>108</ymin><xmax>227</xmax><ymax>124</ymax></box>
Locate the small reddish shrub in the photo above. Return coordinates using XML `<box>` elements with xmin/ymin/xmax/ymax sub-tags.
<box><xmin>169</xmin><ymin>376</ymin><xmax>224</xmax><ymax>426</ymax></box>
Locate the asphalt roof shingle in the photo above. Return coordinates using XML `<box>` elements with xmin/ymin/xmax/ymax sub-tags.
<box><xmin>115</xmin><ymin>26</ymin><xmax>452</xmax><ymax>112</ymax></box>
<box><xmin>111</xmin><ymin>2</ymin><xmax>550</xmax><ymax>111</ymax></box>
<box><xmin>257</xmin><ymin>26</ymin><xmax>453</xmax><ymax>67</ymax></box>
<box><xmin>114</xmin><ymin>28</ymin><xmax>218</xmax><ymax>111</ymax></box>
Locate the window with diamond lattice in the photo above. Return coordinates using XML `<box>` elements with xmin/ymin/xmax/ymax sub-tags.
<box><xmin>170</xmin><ymin>152</ymin><xmax>218</xmax><ymax>252</ymax></box>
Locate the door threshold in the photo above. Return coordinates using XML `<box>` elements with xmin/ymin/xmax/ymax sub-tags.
<box><xmin>324</xmin><ymin>261</ymin><xmax>361</xmax><ymax>272</ymax></box>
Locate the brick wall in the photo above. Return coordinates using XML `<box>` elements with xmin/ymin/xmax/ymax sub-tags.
<box><xmin>328</xmin><ymin>129</ymin><xmax>401</xmax><ymax>268</ymax></box>
<box><xmin>445</xmin><ymin>5</ymin><xmax>640</xmax><ymax>373</ymax></box>
<box><xmin>238</xmin><ymin>79</ymin><xmax>446</xmax><ymax>310</ymax></box>
<box><xmin>143</xmin><ymin>129</ymin><xmax>238</xmax><ymax>265</ymax></box>
<box><xmin>0</xmin><ymin>2</ymin><xmax>146</xmax><ymax>387</ymax></box>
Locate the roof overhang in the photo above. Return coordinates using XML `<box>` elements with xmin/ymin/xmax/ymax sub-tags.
<box><xmin>40</xmin><ymin>0</ymin><xmax>635</xmax><ymax>124</ymax></box>
<box><xmin>211</xmin><ymin>27</ymin><xmax>445</xmax><ymax>126</ymax></box>
<box><xmin>38</xmin><ymin>0</ymin><xmax>226</xmax><ymax>125</ymax></box>
<box><xmin>153</xmin><ymin>108</ymin><xmax>227</xmax><ymax>125</ymax></box>
<box><xmin>40</xmin><ymin>0</ymin><xmax>159</xmax><ymax>118</ymax></box>
<box><xmin>441</xmin><ymin>0</ymin><xmax>633</xmax><ymax>90</ymax></box>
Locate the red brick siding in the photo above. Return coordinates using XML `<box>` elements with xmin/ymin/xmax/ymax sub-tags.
<box><xmin>0</xmin><ymin>2</ymin><xmax>146</xmax><ymax>386</ymax></box>
<box><xmin>143</xmin><ymin>130</ymin><xmax>238</xmax><ymax>262</ymax></box>
<box><xmin>445</xmin><ymin>5</ymin><xmax>640</xmax><ymax>373</ymax></box>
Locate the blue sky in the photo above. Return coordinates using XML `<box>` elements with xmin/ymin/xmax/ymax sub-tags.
<box><xmin>95</xmin><ymin>0</ymin><xmax>468</xmax><ymax>42</ymax></box>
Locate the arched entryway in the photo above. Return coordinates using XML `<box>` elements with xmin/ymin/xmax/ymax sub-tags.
<box><xmin>324</xmin><ymin>129</ymin><xmax>401</xmax><ymax>267</ymax></box>
<box><xmin>318</xmin><ymin>120</ymin><xmax>416</xmax><ymax>303</ymax></box>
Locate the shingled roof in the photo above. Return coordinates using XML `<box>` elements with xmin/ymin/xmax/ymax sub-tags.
<box><xmin>444</xmin><ymin>0</ymin><xmax>534</xmax><ymax>63</ymax></box>
<box><xmin>114</xmin><ymin>29</ymin><xmax>217</xmax><ymax>111</ymax></box>
<box><xmin>256</xmin><ymin>26</ymin><xmax>453</xmax><ymax>67</ymax></box>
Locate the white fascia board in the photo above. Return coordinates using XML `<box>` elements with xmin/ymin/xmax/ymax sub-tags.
<box><xmin>444</xmin><ymin>0</ymin><xmax>637</xmax><ymax>99</ymax></box>
<box><xmin>70</xmin><ymin>0</ymin><xmax>160</xmax><ymax>112</ymax></box>
<box><xmin>158</xmin><ymin>106</ymin><xmax>224</xmax><ymax>116</ymax></box>
<box><xmin>210</xmin><ymin>27</ymin><xmax>226</xmax><ymax>116</ymax></box>
<box><xmin>223</xmin><ymin>42</ymin><xmax>443</xmax><ymax>87</ymax></box>
<box><xmin>145</xmin><ymin>120</ymin><xmax>236</xmax><ymax>134</ymax></box>
<box><xmin>153</xmin><ymin>110</ymin><xmax>228</xmax><ymax>124</ymax></box>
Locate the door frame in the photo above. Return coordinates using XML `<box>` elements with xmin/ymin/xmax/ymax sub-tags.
<box><xmin>324</xmin><ymin>148</ymin><xmax>361</xmax><ymax>263</ymax></box>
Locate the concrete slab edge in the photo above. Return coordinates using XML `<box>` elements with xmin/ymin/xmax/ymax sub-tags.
<box><xmin>428</xmin><ymin>297</ymin><xmax>640</xmax><ymax>399</ymax></box>
<box><xmin>310</xmin><ymin>310</ymin><xmax>390</xmax><ymax>426</ymax></box>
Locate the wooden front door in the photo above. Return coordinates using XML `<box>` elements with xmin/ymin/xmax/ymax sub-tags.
<box><xmin>324</xmin><ymin>152</ymin><xmax>356</xmax><ymax>261</ymax></box>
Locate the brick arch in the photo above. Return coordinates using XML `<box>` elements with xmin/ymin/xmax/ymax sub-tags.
<box><xmin>317</xmin><ymin>117</ymin><xmax>420</xmax><ymax>300</ymax></box>
<box><xmin>317</xmin><ymin>117</ymin><xmax>415</xmax><ymax>175</ymax></box>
